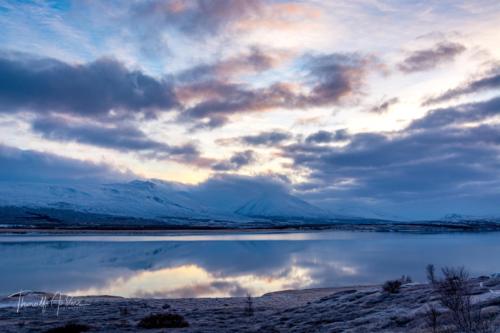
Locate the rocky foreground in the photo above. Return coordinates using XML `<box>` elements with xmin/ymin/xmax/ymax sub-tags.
<box><xmin>1</xmin><ymin>276</ymin><xmax>500</xmax><ymax>332</ymax></box>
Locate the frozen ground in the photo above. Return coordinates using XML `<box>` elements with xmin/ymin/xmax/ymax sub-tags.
<box><xmin>1</xmin><ymin>276</ymin><xmax>499</xmax><ymax>332</ymax></box>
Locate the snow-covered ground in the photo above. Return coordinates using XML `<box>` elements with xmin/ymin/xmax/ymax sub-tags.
<box><xmin>1</xmin><ymin>276</ymin><xmax>499</xmax><ymax>332</ymax></box>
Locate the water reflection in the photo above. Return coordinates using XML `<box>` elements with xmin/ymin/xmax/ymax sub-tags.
<box><xmin>70</xmin><ymin>264</ymin><xmax>315</xmax><ymax>298</ymax></box>
<box><xmin>1</xmin><ymin>231</ymin><xmax>500</xmax><ymax>298</ymax></box>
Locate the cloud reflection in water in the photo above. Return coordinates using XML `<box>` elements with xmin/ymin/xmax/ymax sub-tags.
<box><xmin>1</xmin><ymin>231</ymin><xmax>500</xmax><ymax>297</ymax></box>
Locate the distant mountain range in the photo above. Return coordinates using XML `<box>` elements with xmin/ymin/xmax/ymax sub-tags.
<box><xmin>0</xmin><ymin>179</ymin><xmax>498</xmax><ymax>229</ymax></box>
<box><xmin>0</xmin><ymin>179</ymin><xmax>332</xmax><ymax>227</ymax></box>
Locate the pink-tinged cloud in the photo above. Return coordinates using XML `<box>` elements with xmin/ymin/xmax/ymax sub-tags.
<box><xmin>177</xmin><ymin>53</ymin><xmax>379</xmax><ymax>128</ymax></box>
<box><xmin>177</xmin><ymin>47</ymin><xmax>293</xmax><ymax>83</ymax></box>
<box><xmin>233</xmin><ymin>2</ymin><xmax>323</xmax><ymax>32</ymax></box>
<box><xmin>398</xmin><ymin>41</ymin><xmax>466</xmax><ymax>73</ymax></box>
<box><xmin>132</xmin><ymin>0</ymin><xmax>264</xmax><ymax>37</ymax></box>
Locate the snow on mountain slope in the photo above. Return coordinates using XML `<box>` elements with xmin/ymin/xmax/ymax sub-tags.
<box><xmin>0</xmin><ymin>180</ymin><xmax>210</xmax><ymax>220</ymax></box>
<box><xmin>0</xmin><ymin>178</ymin><xmax>327</xmax><ymax>222</ymax></box>
<box><xmin>234</xmin><ymin>194</ymin><xmax>325</xmax><ymax>218</ymax></box>
<box><xmin>187</xmin><ymin>175</ymin><xmax>326</xmax><ymax>218</ymax></box>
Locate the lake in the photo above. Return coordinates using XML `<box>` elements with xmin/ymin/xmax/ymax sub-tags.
<box><xmin>1</xmin><ymin>231</ymin><xmax>500</xmax><ymax>298</ymax></box>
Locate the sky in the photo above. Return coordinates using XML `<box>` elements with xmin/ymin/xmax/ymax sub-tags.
<box><xmin>1</xmin><ymin>0</ymin><xmax>500</xmax><ymax>219</ymax></box>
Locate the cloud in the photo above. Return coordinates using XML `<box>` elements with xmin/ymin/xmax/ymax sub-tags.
<box><xmin>192</xmin><ymin>173</ymin><xmax>292</xmax><ymax>211</ymax></box>
<box><xmin>0</xmin><ymin>52</ymin><xmax>178</xmax><ymax>119</ymax></box>
<box><xmin>0</xmin><ymin>144</ymin><xmax>132</xmax><ymax>183</ymax></box>
<box><xmin>179</xmin><ymin>81</ymin><xmax>298</xmax><ymax>128</ymax></box>
<box><xmin>178</xmin><ymin>53</ymin><xmax>374</xmax><ymax>128</ymax></box>
<box><xmin>212</xmin><ymin>150</ymin><xmax>255</xmax><ymax>171</ymax></box>
<box><xmin>240</xmin><ymin>130</ymin><xmax>292</xmax><ymax>146</ymax></box>
<box><xmin>177</xmin><ymin>47</ymin><xmax>287</xmax><ymax>82</ymax></box>
<box><xmin>368</xmin><ymin>97</ymin><xmax>399</xmax><ymax>113</ymax></box>
<box><xmin>301</xmin><ymin>53</ymin><xmax>374</xmax><ymax>107</ymax></box>
<box><xmin>305</xmin><ymin>129</ymin><xmax>349</xmax><ymax>144</ymax></box>
<box><xmin>423</xmin><ymin>68</ymin><xmax>500</xmax><ymax>105</ymax></box>
<box><xmin>0</xmin><ymin>48</ymin><xmax>372</xmax><ymax>132</ymax></box>
<box><xmin>398</xmin><ymin>42</ymin><xmax>466</xmax><ymax>73</ymax></box>
<box><xmin>31</xmin><ymin>116</ymin><xmax>200</xmax><ymax>161</ymax></box>
<box><xmin>282</xmin><ymin>96</ymin><xmax>500</xmax><ymax>219</ymax></box>
<box><xmin>131</xmin><ymin>0</ymin><xmax>264</xmax><ymax>38</ymax></box>
<box><xmin>411</xmin><ymin>96</ymin><xmax>500</xmax><ymax>129</ymax></box>
<box><xmin>124</xmin><ymin>1</ymin><xmax>321</xmax><ymax>61</ymax></box>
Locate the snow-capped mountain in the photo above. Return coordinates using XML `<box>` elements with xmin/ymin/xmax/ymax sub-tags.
<box><xmin>234</xmin><ymin>194</ymin><xmax>324</xmax><ymax>218</ymax></box>
<box><xmin>0</xmin><ymin>180</ymin><xmax>202</xmax><ymax>219</ymax></box>
<box><xmin>0</xmin><ymin>178</ymin><xmax>328</xmax><ymax>224</ymax></box>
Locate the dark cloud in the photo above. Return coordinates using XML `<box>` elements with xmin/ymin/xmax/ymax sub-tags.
<box><xmin>282</xmin><ymin>96</ymin><xmax>500</xmax><ymax>219</ymax></box>
<box><xmin>0</xmin><ymin>144</ymin><xmax>132</xmax><ymax>183</ymax></box>
<box><xmin>192</xmin><ymin>115</ymin><xmax>229</xmax><ymax>130</ymax></box>
<box><xmin>177</xmin><ymin>47</ymin><xmax>281</xmax><ymax>82</ymax></box>
<box><xmin>305</xmin><ymin>129</ymin><xmax>349</xmax><ymax>144</ymax></box>
<box><xmin>240</xmin><ymin>131</ymin><xmax>292</xmax><ymax>146</ymax></box>
<box><xmin>0</xmin><ymin>52</ymin><xmax>178</xmax><ymax>119</ymax></box>
<box><xmin>187</xmin><ymin>82</ymin><xmax>292</xmax><ymax>120</ymax></box>
<box><xmin>0</xmin><ymin>49</ymin><xmax>372</xmax><ymax>131</ymax></box>
<box><xmin>31</xmin><ymin>116</ymin><xmax>200</xmax><ymax>161</ymax></box>
<box><xmin>398</xmin><ymin>42</ymin><xmax>466</xmax><ymax>73</ymax></box>
<box><xmin>369</xmin><ymin>97</ymin><xmax>399</xmax><ymax>113</ymax></box>
<box><xmin>411</xmin><ymin>96</ymin><xmax>500</xmax><ymax>129</ymax></box>
<box><xmin>132</xmin><ymin>0</ymin><xmax>263</xmax><ymax>38</ymax></box>
<box><xmin>192</xmin><ymin>174</ymin><xmax>291</xmax><ymax>210</ymax></box>
<box><xmin>212</xmin><ymin>150</ymin><xmax>255</xmax><ymax>171</ymax></box>
<box><xmin>301</xmin><ymin>53</ymin><xmax>372</xmax><ymax>106</ymax></box>
<box><xmin>179</xmin><ymin>81</ymin><xmax>298</xmax><ymax>128</ymax></box>
<box><xmin>178</xmin><ymin>53</ymin><xmax>373</xmax><ymax>128</ymax></box>
<box><xmin>423</xmin><ymin>68</ymin><xmax>500</xmax><ymax>105</ymax></box>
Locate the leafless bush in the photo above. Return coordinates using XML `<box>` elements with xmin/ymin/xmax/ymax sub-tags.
<box><xmin>245</xmin><ymin>294</ymin><xmax>254</xmax><ymax>316</ymax></box>
<box><xmin>424</xmin><ymin>304</ymin><xmax>440</xmax><ymax>333</ymax></box>
<box><xmin>427</xmin><ymin>264</ymin><xmax>436</xmax><ymax>284</ymax></box>
<box><xmin>433</xmin><ymin>266</ymin><xmax>495</xmax><ymax>333</ymax></box>
<box><xmin>436</xmin><ymin>267</ymin><xmax>474</xmax><ymax>332</ymax></box>
<box><xmin>401</xmin><ymin>275</ymin><xmax>413</xmax><ymax>284</ymax></box>
<box><xmin>383</xmin><ymin>274</ymin><xmax>413</xmax><ymax>294</ymax></box>
<box><xmin>383</xmin><ymin>279</ymin><xmax>402</xmax><ymax>294</ymax></box>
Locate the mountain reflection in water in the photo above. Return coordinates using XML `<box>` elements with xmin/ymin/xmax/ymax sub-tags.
<box><xmin>1</xmin><ymin>231</ymin><xmax>499</xmax><ymax>298</ymax></box>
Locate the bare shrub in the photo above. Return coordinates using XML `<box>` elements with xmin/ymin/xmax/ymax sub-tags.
<box><xmin>424</xmin><ymin>304</ymin><xmax>440</xmax><ymax>333</ymax></box>
<box><xmin>427</xmin><ymin>264</ymin><xmax>436</xmax><ymax>284</ymax></box>
<box><xmin>245</xmin><ymin>294</ymin><xmax>254</xmax><ymax>316</ymax></box>
<box><xmin>433</xmin><ymin>266</ymin><xmax>495</xmax><ymax>333</ymax></box>
<box><xmin>383</xmin><ymin>279</ymin><xmax>402</xmax><ymax>294</ymax></box>
<box><xmin>383</xmin><ymin>274</ymin><xmax>413</xmax><ymax>294</ymax></box>
<box><xmin>401</xmin><ymin>275</ymin><xmax>413</xmax><ymax>284</ymax></box>
<box><xmin>436</xmin><ymin>267</ymin><xmax>473</xmax><ymax>331</ymax></box>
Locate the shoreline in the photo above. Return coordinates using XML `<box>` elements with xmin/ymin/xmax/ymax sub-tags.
<box><xmin>2</xmin><ymin>221</ymin><xmax>500</xmax><ymax>235</ymax></box>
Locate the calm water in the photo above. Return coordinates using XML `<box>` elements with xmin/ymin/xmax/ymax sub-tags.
<box><xmin>1</xmin><ymin>231</ymin><xmax>499</xmax><ymax>298</ymax></box>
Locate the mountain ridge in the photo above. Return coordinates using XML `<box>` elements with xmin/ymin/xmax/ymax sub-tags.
<box><xmin>0</xmin><ymin>179</ymin><xmax>328</xmax><ymax>223</ymax></box>
<box><xmin>1</xmin><ymin>179</ymin><xmax>499</xmax><ymax>228</ymax></box>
